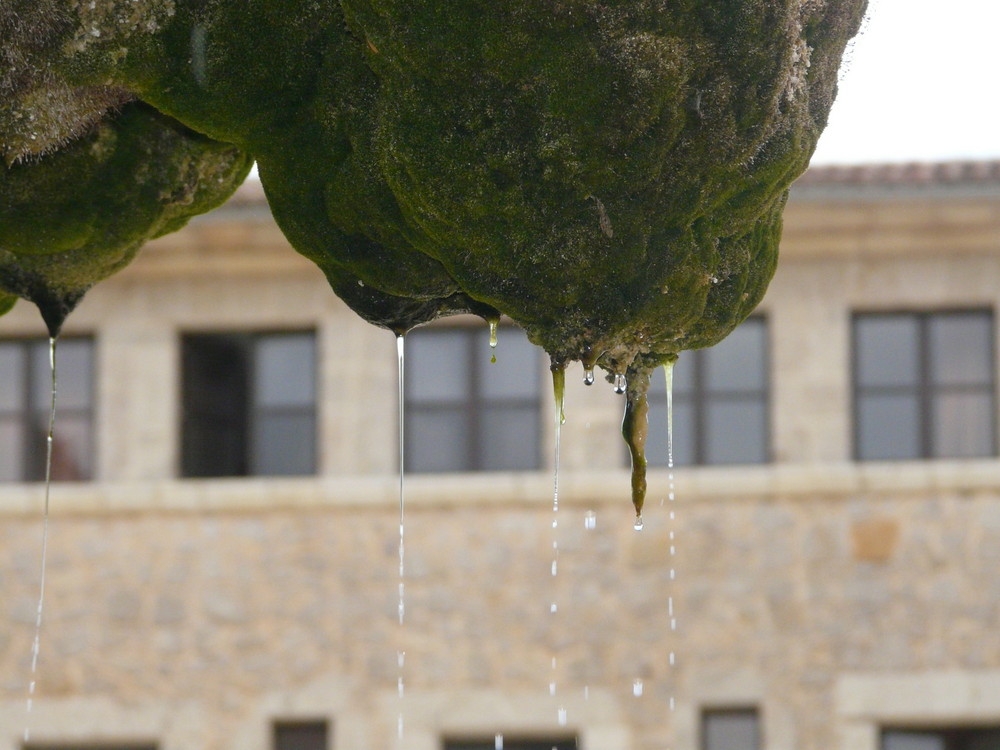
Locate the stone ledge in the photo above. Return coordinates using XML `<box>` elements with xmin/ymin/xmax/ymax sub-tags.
<box><xmin>1</xmin><ymin>460</ymin><xmax>999</xmax><ymax>517</ymax></box>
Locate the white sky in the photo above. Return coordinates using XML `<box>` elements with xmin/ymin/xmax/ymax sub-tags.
<box><xmin>811</xmin><ymin>0</ymin><xmax>1000</xmax><ymax>165</ymax></box>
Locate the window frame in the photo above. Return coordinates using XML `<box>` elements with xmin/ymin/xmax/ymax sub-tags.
<box><xmin>882</xmin><ymin>725</ymin><xmax>1000</xmax><ymax>750</ymax></box>
<box><xmin>646</xmin><ymin>315</ymin><xmax>771</xmax><ymax>467</ymax></box>
<box><xmin>851</xmin><ymin>309</ymin><xmax>997</xmax><ymax>461</ymax></box>
<box><xmin>179</xmin><ymin>329</ymin><xmax>318</xmax><ymax>478</ymax></box>
<box><xmin>273</xmin><ymin>719</ymin><xmax>331</xmax><ymax>750</ymax></box>
<box><xmin>405</xmin><ymin>322</ymin><xmax>542</xmax><ymax>473</ymax></box>
<box><xmin>700</xmin><ymin>706</ymin><xmax>762</xmax><ymax>750</ymax></box>
<box><xmin>0</xmin><ymin>335</ymin><xmax>96</xmax><ymax>482</ymax></box>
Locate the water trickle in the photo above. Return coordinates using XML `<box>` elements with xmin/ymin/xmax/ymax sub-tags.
<box><xmin>633</xmin><ymin>679</ymin><xmax>644</xmax><ymax>697</ymax></box>
<box><xmin>584</xmin><ymin>510</ymin><xmax>597</xmax><ymax>530</ymax></box>
<box><xmin>583</xmin><ymin>367</ymin><xmax>595</xmax><ymax>386</ymax></box>
<box><xmin>495</xmin><ymin>734</ymin><xmax>504</xmax><ymax>750</ymax></box>
<box><xmin>395</xmin><ymin>334</ymin><xmax>406</xmax><ymax>744</ymax></box>
<box><xmin>558</xmin><ymin>706</ymin><xmax>568</xmax><ymax>726</ymax></box>
<box><xmin>488</xmin><ymin>317</ymin><xmax>499</xmax><ymax>364</ymax></box>
<box><xmin>613</xmin><ymin>372</ymin><xmax>627</xmax><ymax>394</ymax></box>
<box><xmin>548</xmin><ymin>363</ymin><xmax>566</xmax><ymax>723</ymax></box>
<box><xmin>24</xmin><ymin>337</ymin><xmax>57</xmax><ymax>744</ymax></box>
<box><xmin>633</xmin><ymin>516</ymin><xmax>644</xmax><ymax>531</ymax></box>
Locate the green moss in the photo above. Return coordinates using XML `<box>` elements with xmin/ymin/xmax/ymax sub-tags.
<box><xmin>0</xmin><ymin>101</ymin><xmax>252</xmax><ymax>334</ymax></box>
<box><xmin>0</xmin><ymin>292</ymin><xmax>16</xmax><ymax>318</ymax></box>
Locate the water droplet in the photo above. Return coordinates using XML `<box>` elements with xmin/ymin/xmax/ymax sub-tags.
<box><xmin>357</xmin><ymin>279</ymin><xmax>364</xmax><ymax>286</ymax></box>
<box><xmin>613</xmin><ymin>373</ymin><xmax>627</xmax><ymax>394</ymax></box>
<box><xmin>551</xmin><ymin>560</ymin><xmax>557</xmax><ymax>576</ymax></box>
<box><xmin>633</xmin><ymin>679</ymin><xmax>644</xmax><ymax>697</ymax></box>
<box><xmin>670</xmin><ymin>696</ymin><xmax>676</xmax><ymax>711</ymax></box>
<box><xmin>495</xmin><ymin>734</ymin><xmax>504</xmax><ymax>750</ymax></box>
<box><xmin>583</xmin><ymin>367</ymin><xmax>595</xmax><ymax>386</ymax></box>
<box><xmin>584</xmin><ymin>685</ymin><xmax>590</xmax><ymax>700</ymax></box>
<box><xmin>398</xmin><ymin>651</ymin><xmax>405</xmax><ymax>668</ymax></box>
<box><xmin>558</xmin><ymin>707</ymin><xmax>568</xmax><ymax>726</ymax></box>
<box><xmin>669</xmin><ymin>651</ymin><xmax>676</xmax><ymax>666</ymax></box>
<box><xmin>550</xmin><ymin>602</ymin><xmax>558</xmax><ymax>613</ymax></box>
<box><xmin>584</xmin><ymin>510</ymin><xmax>597</xmax><ymax>530</ymax></box>
<box><xmin>549</xmin><ymin>681</ymin><xmax>556</xmax><ymax>696</ymax></box>
<box><xmin>634</xmin><ymin>516</ymin><xmax>644</xmax><ymax>531</ymax></box>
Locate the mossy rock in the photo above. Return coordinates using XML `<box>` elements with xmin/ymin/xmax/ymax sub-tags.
<box><xmin>1</xmin><ymin>0</ymin><xmax>866</xmax><ymax>513</ymax></box>
<box><xmin>0</xmin><ymin>101</ymin><xmax>252</xmax><ymax>334</ymax></box>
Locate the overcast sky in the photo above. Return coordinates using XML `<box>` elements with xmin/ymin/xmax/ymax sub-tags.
<box><xmin>811</xmin><ymin>0</ymin><xmax>1000</xmax><ymax>165</ymax></box>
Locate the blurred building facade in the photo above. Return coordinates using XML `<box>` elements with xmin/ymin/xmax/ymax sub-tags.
<box><xmin>1</xmin><ymin>162</ymin><xmax>1000</xmax><ymax>750</ymax></box>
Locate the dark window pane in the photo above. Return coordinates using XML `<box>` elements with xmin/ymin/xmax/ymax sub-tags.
<box><xmin>406</xmin><ymin>322</ymin><xmax>541</xmax><ymax>472</ymax></box>
<box><xmin>182</xmin><ymin>332</ymin><xmax>317</xmax><ymax>478</ymax></box>
<box><xmin>409</xmin><ymin>330</ymin><xmax>468</xmax><ymax>403</ymax></box>
<box><xmin>480</xmin><ymin>329</ymin><xmax>539</xmax><ymax>399</ymax></box>
<box><xmin>252</xmin><ymin>412</ymin><xmax>316</xmax><ymax>476</ymax></box>
<box><xmin>856</xmin><ymin>315</ymin><xmax>919</xmax><ymax>387</ymax></box>
<box><xmin>705</xmin><ymin>319</ymin><xmax>767</xmax><ymax>392</ymax></box>
<box><xmin>480</xmin><ymin>404</ymin><xmax>538</xmax><ymax>471</ymax></box>
<box><xmin>255</xmin><ymin>333</ymin><xmax>316</xmax><ymax>408</ymax></box>
<box><xmin>39</xmin><ymin>413</ymin><xmax>92</xmax><ymax>481</ymax></box>
<box><xmin>929</xmin><ymin>312</ymin><xmax>993</xmax><ymax>387</ymax></box>
<box><xmin>31</xmin><ymin>338</ymin><xmax>93</xmax><ymax>410</ymax></box>
<box><xmin>181</xmin><ymin>335</ymin><xmax>249</xmax><ymax>477</ymax></box>
<box><xmin>703</xmin><ymin>709</ymin><xmax>760</xmax><ymax>750</ymax></box>
<box><xmin>933</xmin><ymin>391</ymin><xmax>995</xmax><ymax>458</ymax></box>
<box><xmin>646</xmin><ymin>395</ymin><xmax>695</xmax><ymax>468</ymax></box>
<box><xmin>704</xmin><ymin>400</ymin><xmax>768</xmax><ymax>465</ymax></box>
<box><xmin>0</xmin><ymin>419</ymin><xmax>23</xmax><ymax>481</ymax></box>
<box><xmin>857</xmin><ymin>393</ymin><xmax>921</xmax><ymax>460</ymax></box>
<box><xmin>968</xmin><ymin>730</ymin><xmax>1000</xmax><ymax>750</ymax></box>
<box><xmin>408</xmin><ymin>409</ymin><xmax>470</xmax><ymax>473</ymax></box>
<box><xmin>274</xmin><ymin>721</ymin><xmax>329</xmax><ymax>750</ymax></box>
<box><xmin>0</xmin><ymin>342</ymin><xmax>25</xmax><ymax>411</ymax></box>
<box><xmin>882</xmin><ymin>732</ymin><xmax>945</xmax><ymax>750</ymax></box>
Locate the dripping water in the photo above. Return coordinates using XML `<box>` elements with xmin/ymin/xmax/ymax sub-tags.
<box><xmin>488</xmin><ymin>317</ymin><xmax>499</xmax><ymax>364</ymax></box>
<box><xmin>583</xmin><ymin>366</ymin><xmax>595</xmax><ymax>386</ymax></box>
<box><xmin>24</xmin><ymin>337</ymin><xmax>57</xmax><ymax>744</ymax></box>
<box><xmin>395</xmin><ymin>333</ymin><xmax>406</xmax><ymax>743</ymax></box>
<box><xmin>549</xmin><ymin>364</ymin><xmax>566</xmax><ymax>727</ymax></box>
<box><xmin>613</xmin><ymin>372</ymin><xmax>627</xmax><ymax>394</ymax></box>
<box><xmin>664</xmin><ymin>360</ymin><xmax>678</xmax><ymax>720</ymax></box>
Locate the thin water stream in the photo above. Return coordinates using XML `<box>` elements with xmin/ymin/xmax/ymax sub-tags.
<box><xmin>396</xmin><ymin>333</ymin><xmax>406</xmax><ymax>744</ymax></box>
<box><xmin>664</xmin><ymin>360</ymin><xmax>678</xmax><ymax>717</ymax></box>
<box><xmin>24</xmin><ymin>336</ymin><xmax>57</xmax><ymax>743</ymax></box>
<box><xmin>549</xmin><ymin>364</ymin><xmax>566</xmax><ymax>726</ymax></box>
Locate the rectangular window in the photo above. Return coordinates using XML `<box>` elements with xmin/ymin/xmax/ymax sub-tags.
<box><xmin>646</xmin><ymin>317</ymin><xmax>769</xmax><ymax>467</ymax></box>
<box><xmin>853</xmin><ymin>311</ymin><xmax>996</xmax><ymax>460</ymax></box>
<box><xmin>702</xmin><ymin>708</ymin><xmax>761</xmax><ymax>750</ymax></box>
<box><xmin>23</xmin><ymin>745</ymin><xmax>156</xmax><ymax>750</ymax></box>
<box><xmin>0</xmin><ymin>337</ymin><xmax>95</xmax><ymax>482</ymax></box>
<box><xmin>406</xmin><ymin>322</ymin><xmax>541</xmax><ymax>472</ymax></box>
<box><xmin>274</xmin><ymin>720</ymin><xmax>329</xmax><ymax>750</ymax></box>
<box><xmin>883</xmin><ymin>727</ymin><xmax>1000</xmax><ymax>750</ymax></box>
<box><xmin>444</xmin><ymin>738</ymin><xmax>577</xmax><ymax>750</ymax></box>
<box><xmin>181</xmin><ymin>331</ymin><xmax>317</xmax><ymax>477</ymax></box>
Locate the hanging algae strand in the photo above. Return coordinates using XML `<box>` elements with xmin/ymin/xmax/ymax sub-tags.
<box><xmin>621</xmin><ymin>366</ymin><xmax>652</xmax><ymax>526</ymax></box>
<box><xmin>24</xmin><ymin>337</ymin><xmax>57</xmax><ymax>743</ymax></box>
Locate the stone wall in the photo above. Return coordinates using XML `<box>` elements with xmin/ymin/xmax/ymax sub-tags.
<box><xmin>0</xmin><ymin>173</ymin><xmax>999</xmax><ymax>749</ymax></box>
